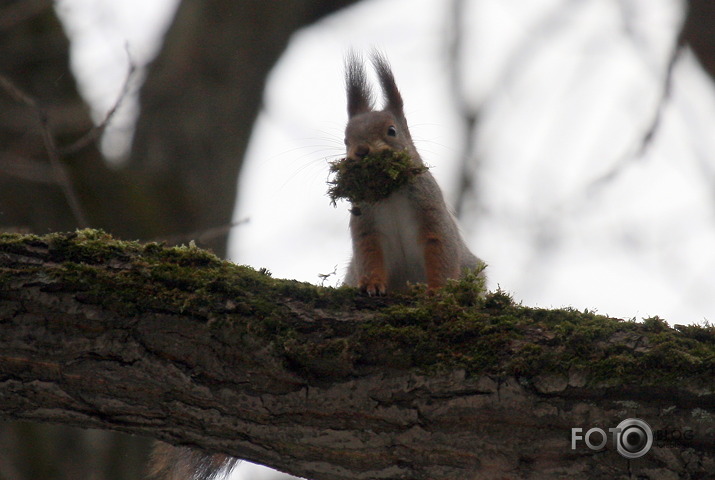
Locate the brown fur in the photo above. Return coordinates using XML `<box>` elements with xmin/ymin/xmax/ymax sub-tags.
<box><xmin>146</xmin><ymin>443</ymin><xmax>238</xmax><ymax>480</ymax></box>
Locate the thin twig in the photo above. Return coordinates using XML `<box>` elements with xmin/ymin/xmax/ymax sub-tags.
<box><xmin>448</xmin><ymin>0</ymin><xmax>480</xmax><ymax>219</ymax></box>
<box><xmin>0</xmin><ymin>50</ymin><xmax>137</xmax><ymax>228</ymax></box>
<box><xmin>633</xmin><ymin>43</ymin><xmax>684</xmax><ymax>158</ymax></box>
<box><xmin>60</xmin><ymin>48</ymin><xmax>137</xmax><ymax>156</ymax></box>
<box><xmin>0</xmin><ymin>73</ymin><xmax>37</xmax><ymax>107</ymax></box>
<box><xmin>151</xmin><ymin>219</ymin><xmax>250</xmax><ymax>247</ymax></box>
<box><xmin>318</xmin><ymin>265</ymin><xmax>338</xmax><ymax>286</ymax></box>
<box><xmin>0</xmin><ymin>72</ymin><xmax>89</xmax><ymax>227</ymax></box>
<box><xmin>585</xmin><ymin>42</ymin><xmax>685</xmax><ymax>194</ymax></box>
<box><xmin>38</xmin><ymin>108</ymin><xmax>90</xmax><ymax>227</ymax></box>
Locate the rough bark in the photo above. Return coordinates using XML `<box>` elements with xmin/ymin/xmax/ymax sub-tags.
<box><xmin>1</xmin><ymin>230</ymin><xmax>714</xmax><ymax>479</ymax></box>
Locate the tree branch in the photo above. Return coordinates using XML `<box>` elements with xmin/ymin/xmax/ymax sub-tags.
<box><xmin>1</xmin><ymin>230</ymin><xmax>715</xmax><ymax>479</ymax></box>
<box><xmin>0</xmin><ymin>72</ymin><xmax>89</xmax><ymax>227</ymax></box>
<box><xmin>58</xmin><ymin>50</ymin><xmax>137</xmax><ymax>158</ymax></box>
<box><xmin>447</xmin><ymin>0</ymin><xmax>481</xmax><ymax>219</ymax></box>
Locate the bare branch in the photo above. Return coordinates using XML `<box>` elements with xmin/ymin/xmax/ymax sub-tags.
<box><xmin>38</xmin><ymin>108</ymin><xmax>90</xmax><ymax>227</ymax></box>
<box><xmin>150</xmin><ymin>218</ymin><xmax>249</xmax><ymax>247</ymax></box>
<box><xmin>448</xmin><ymin>0</ymin><xmax>585</xmax><ymax>217</ymax></box>
<box><xmin>585</xmin><ymin>27</ymin><xmax>686</xmax><ymax>195</ymax></box>
<box><xmin>0</xmin><ymin>73</ymin><xmax>89</xmax><ymax>227</ymax></box>
<box><xmin>59</xmin><ymin>50</ymin><xmax>138</xmax><ymax>157</ymax></box>
<box><xmin>633</xmin><ymin>44</ymin><xmax>684</xmax><ymax>158</ymax></box>
<box><xmin>447</xmin><ymin>0</ymin><xmax>481</xmax><ymax>218</ymax></box>
<box><xmin>0</xmin><ymin>73</ymin><xmax>38</xmax><ymax>108</ymax></box>
<box><xmin>0</xmin><ymin>51</ymin><xmax>137</xmax><ymax>228</ymax></box>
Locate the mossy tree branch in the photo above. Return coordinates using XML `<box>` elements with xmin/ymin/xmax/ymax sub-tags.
<box><xmin>1</xmin><ymin>230</ymin><xmax>714</xmax><ymax>479</ymax></box>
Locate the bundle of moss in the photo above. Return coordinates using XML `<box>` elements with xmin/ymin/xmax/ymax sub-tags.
<box><xmin>327</xmin><ymin>150</ymin><xmax>428</xmax><ymax>206</ymax></box>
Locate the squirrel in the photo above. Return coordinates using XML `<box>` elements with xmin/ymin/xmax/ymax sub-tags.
<box><xmin>342</xmin><ymin>52</ymin><xmax>484</xmax><ymax>294</ymax></box>
<box><xmin>146</xmin><ymin>443</ymin><xmax>238</xmax><ymax>480</ymax></box>
<box><xmin>145</xmin><ymin>52</ymin><xmax>484</xmax><ymax>480</ymax></box>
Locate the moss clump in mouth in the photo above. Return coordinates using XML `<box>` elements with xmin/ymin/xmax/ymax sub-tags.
<box><xmin>327</xmin><ymin>150</ymin><xmax>427</xmax><ymax>206</ymax></box>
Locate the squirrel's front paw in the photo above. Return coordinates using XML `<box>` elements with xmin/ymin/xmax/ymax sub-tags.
<box><xmin>358</xmin><ymin>273</ymin><xmax>387</xmax><ymax>296</ymax></box>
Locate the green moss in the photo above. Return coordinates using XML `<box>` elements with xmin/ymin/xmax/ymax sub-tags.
<box><xmin>327</xmin><ymin>150</ymin><xmax>428</xmax><ymax>205</ymax></box>
<box><xmin>674</xmin><ymin>322</ymin><xmax>715</xmax><ymax>344</ymax></box>
<box><xmin>46</xmin><ymin>229</ymin><xmax>136</xmax><ymax>264</ymax></box>
<box><xmin>2</xmin><ymin>230</ymin><xmax>714</xmax><ymax>390</ymax></box>
<box><xmin>1</xmin><ymin>230</ymin><xmax>282</xmax><ymax>320</ymax></box>
<box><xmin>354</xmin><ymin>283</ymin><xmax>715</xmax><ymax>388</ymax></box>
<box><xmin>283</xmin><ymin>337</ymin><xmax>356</xmax><ymax>380</ymax></box>
<box><xmin>642</xmin><ymin>316</ymin><xmax>670</xmax><ymax>333</ymax></box>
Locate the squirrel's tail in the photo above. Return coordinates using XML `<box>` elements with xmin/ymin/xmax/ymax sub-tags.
<box><xmin>146</xmin><ymin>442</ymin><xmax>239</xmax><ymax>480</ymax></box>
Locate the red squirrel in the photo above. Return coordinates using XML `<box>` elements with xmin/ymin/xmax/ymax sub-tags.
<box><xmin>146</xmin><ymin>52</ymin><xmax>484</xmax><ymax>480</ymax></box>
<box><xmin>342</xmin><ymin>52</ymin><xmax>484</xmax><ymax>294</ymax></box>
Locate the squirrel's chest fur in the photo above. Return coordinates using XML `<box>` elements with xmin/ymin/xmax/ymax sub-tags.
<box><xmin>371</xmin><ymin>190</ymin><xmax>426</xmax><ymax>287</ymax></box>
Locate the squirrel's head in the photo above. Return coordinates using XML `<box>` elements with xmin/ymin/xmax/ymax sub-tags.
<box><xmin>344</xmin><ymin>52</ymin><xmax>417</xmax><ymax>162</ymax></box>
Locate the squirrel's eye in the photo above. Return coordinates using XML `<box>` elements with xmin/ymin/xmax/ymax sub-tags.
<box><xmin>387</xmin><ymin>125</ymin><xmax>397</xmax><ymax>137</ymax></box>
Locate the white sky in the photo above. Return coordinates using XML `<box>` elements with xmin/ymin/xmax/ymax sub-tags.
<box><xmin>52</xmin><ymin>0</ymin><xmax>715</xmax><ymax>477</ymax></box>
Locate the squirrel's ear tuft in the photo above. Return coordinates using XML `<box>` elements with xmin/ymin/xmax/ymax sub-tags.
<box><xmin>371</xmin><ymin>51</ymin><xmax>404</xmax><ymax>117</ymax></box>
<box><xmin>345</xmin><ymin>52</ymin><xmax>374</xmax><ymax>118</ymax></box>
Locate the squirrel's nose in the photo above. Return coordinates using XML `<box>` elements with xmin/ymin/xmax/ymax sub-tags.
<box><xmin>354</xmin><ymin>145</ymin><xmax>370</xmax><ymax>158</ymax></box>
